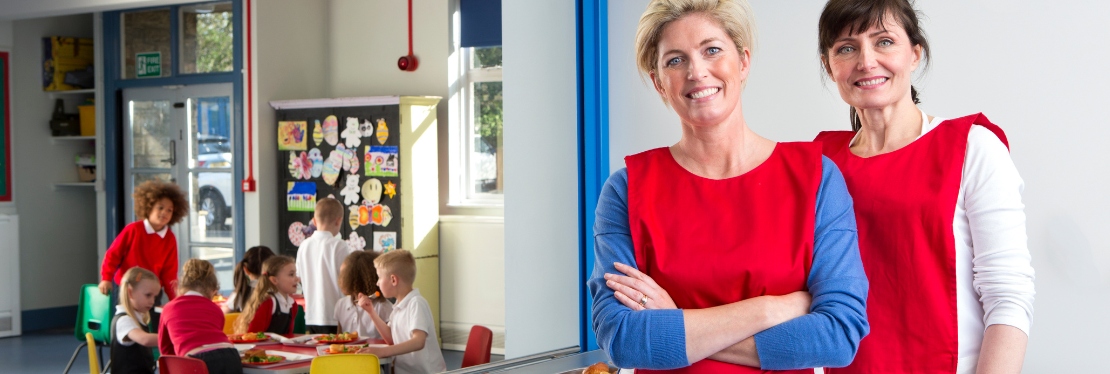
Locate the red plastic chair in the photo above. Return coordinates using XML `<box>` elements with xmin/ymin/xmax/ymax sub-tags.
<box><xmin>461</xmin><ymin>325</ymin><xmax>494</xmax><ymax>368</ymax></box>
<box><xmin>158</xmin><ymin>355</ymin><xmax>209</xmax><ymax>374</ymax></box>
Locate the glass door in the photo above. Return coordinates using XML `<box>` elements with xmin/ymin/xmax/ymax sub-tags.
<box><xmin>123</xmin><ymin>83</ymin><xmax>236</xmax><ymax>292</ymax></box>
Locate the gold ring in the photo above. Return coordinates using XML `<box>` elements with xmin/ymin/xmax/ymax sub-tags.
<box><xmin>639</xmin><ymin>296</ymin><xmax>649</xmax><ymax>307</ymax></box>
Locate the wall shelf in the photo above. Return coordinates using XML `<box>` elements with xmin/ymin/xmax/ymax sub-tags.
<box><xmin>52</xmin><ymin>182</ymin><xmax>95</xmax><ymax>190</ymax></box>
<box><xmin>46</xmin><ymin>88</ymin><xmax>95</xmax><ymax>98</ymax></box>
<box><xmin>50</xmin><ymin>136</ymin><xmax>95</xmax><ymax>145</ymax></box>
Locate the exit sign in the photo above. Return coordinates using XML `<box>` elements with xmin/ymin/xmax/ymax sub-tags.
<box><xmin>137</xmin><ymin>52</ymin><xmax>161</xmax><ymax>78</ymax></box>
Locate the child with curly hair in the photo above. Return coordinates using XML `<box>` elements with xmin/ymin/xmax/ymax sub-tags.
<box><xmin>99</xmin><ymin>179</ymin><xmax>189</xmax><ymax>300</ymax></box>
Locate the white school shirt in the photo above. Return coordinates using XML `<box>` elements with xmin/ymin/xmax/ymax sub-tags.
<box><xmin>850</xmin><ymin>111</ymin><xmax>1036</xmax><ymax>373</ymax></box>
<box><xmin>333</xmin><ymin>297</ymin><xmax>393</xmax><ymax>340</ymax></box>
<box><xmin>295</xmin><ymin>230</ymin><xmax>356</xmax><ymax>326</ymax></box>
<box><xmin>224</xmin><ymin>279</ymin><xmax>257</xmax><ymax>312</ymax></box>
<box><xmin>114</xmin><ymin>305</ymin><xmax>143</xmax><ymax>346</ymax></box>
<box><xmin>388</xmin><ymin>289</ymin><xmax>446</xmax><ymax>374</ymax></box>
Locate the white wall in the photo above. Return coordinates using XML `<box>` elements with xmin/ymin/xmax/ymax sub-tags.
<box><xmin>609</xmin><ymin>0</ymin><xmax>1110</xmax><ymax>371</ymax></box>
<box><xmin>11</xmin><ymin>14</ymin><xmax>99</xmax><ymax>311</ymax></box>
<box><xmin>244</xmin><ymin>0</ymin><xmax>330</xmax><ymax>252</ymax></box>
<box><xmin>439</xmin><ymin>216</ymin><xmax>505</xmax><ymax>353</ymax></box>
<box><xmin>502</xmin><ymin>0</ymin><xmax>581</xmax><ymax>359</ymax></box>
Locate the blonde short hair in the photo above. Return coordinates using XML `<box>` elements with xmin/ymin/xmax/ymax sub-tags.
<box><xmin>635</xmin><ymin>0</ymin><xmax>758</xmax><ymax>85</ymax></box>
<box><xmin>374</xmin><ymin>249</ymin><xmax>416</xmax><ymax>285</ymax></box>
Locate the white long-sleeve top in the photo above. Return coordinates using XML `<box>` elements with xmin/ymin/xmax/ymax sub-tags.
<box><xmin>921</xmin><ymin>112</ymin><xmax>1036</xmax><ymax>373</ymax></box>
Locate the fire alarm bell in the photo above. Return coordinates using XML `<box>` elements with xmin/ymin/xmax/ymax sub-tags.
<box><xmin>398</xmin><ymin>55</ymin><xmax>418</xmax><ymax>72</ymax></box>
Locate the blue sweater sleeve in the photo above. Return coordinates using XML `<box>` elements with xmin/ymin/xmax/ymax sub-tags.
<box><xmin>753</xmin><ymin>156</ymin><xmax>870</xmax><ymax>369</ymax></box>
<box><xmin>588</xmin><ymin>169</ymin><xmax>689</xmax><ymax>370</ymax></box>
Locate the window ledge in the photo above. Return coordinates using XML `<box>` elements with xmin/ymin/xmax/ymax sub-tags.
<box><xmin>447</xmin><ymin>200</ymin><xmax>504</xmax><ymax>208</ymax></box>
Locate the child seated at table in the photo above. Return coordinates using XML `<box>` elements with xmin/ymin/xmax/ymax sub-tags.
<box><xmin>110</xmin><ymin>267</ymin><xmax>159</xmax><ymax>374</ymax></box>
<box><xmin>158</xmin><ymin>259</ymin><xmax>241</xmax><ymax>374</ymax></box>
<box><xmin>335</xmin><ymin>251</ymin><xmax>392</xmax><ymax>339</ymax></box>
<box><xmin>356</xmin><ymin>249</ymin><xmax>445</xmax><ymax>374</ymax></box>
<box><xmin>223</xmin><ymin>245</ymin><xmax>274</xmax><ymax>313</ymax></box>
<box><xmin>235</xmin><ymin>255</ymin><xmax>301</xmax><ymax>335</ymax></box>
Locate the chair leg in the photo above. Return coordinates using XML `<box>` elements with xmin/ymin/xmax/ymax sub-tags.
<box><xmin>97</xmin><ymin>346</ymin><xmax>105</xmax><ymax>372</ymax></box>
<box><xmin>101</xmin><ymin>359</ymin><xmax>111</xmax><ymax>374</ymax></box>
<box><xmin>62</xmin><ymin>342</ymin><xmax>87</xmax><ymax>374</ymax></box>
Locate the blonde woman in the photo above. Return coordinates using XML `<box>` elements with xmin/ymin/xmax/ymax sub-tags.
<box><xmin>592</xmin><ymin>0</ymin><xmax>869</xmax><ymax>372</ymax></box>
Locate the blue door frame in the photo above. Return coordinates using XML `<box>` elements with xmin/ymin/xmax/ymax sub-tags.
<box><xmin>102</xmin><ymin>0</ymin><xmax>246</xmax><ymax>266</ymax></box>
<box><xmin>578</xmin><ymin>0</ymin><xmax>608</xmax><ymax>352</ymax></box>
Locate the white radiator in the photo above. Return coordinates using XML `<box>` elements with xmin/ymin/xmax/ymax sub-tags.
<box><xmin>0</xmin><ymin>214</ymin><xmax>20</xmax><ymax>337</ymax></box>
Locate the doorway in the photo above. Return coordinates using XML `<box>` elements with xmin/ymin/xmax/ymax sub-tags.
<box><xmin>122</xmin><ymin>83</ymin><xmax>235</xmax><ymax>291</ymax></box>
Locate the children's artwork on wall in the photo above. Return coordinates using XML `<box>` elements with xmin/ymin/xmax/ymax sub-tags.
<box><xmin>348</xmin><ymin>205</ymin><xmax>360</xmax><ymax>230</ymax></box>
<box><xmin>380</xmin><ymin>205</ymin><xmax>393</xmax><ymax>226</ymax></box>
<box><xmin>362</xmin><ymin>178</ymin><xmax>383</xmax><ymax>204</ymax></box>
<box><xmin>302</xmin><ymin>221</ymin><xmax>317</xmax><ymax>237</ymax></box>
<box><xmin>308</xmin><ymin>148</ymin><xmax>323</xmax><ymax>177</ymax></box>
<box><xmin>288</xmin><ymin>151</ymin><xmax>307</xmax><ymax>179</ymax></box>
<box><xmin>383</xmin><ymin>181</ymin><xmax>397</xmax><ymax>199</ymax></box>
<box><xmin>375</xmin><ymin>118</ymin><xmax>389</xmax><ymax>145</ymax></box>
<box><xmin>368</xmin><ymin>204</ymin><xmax>393</xmax><ymax>227</ymax></box>
<box><xmin>278</xmin><ymin>121</ymin><xmax>307</xmax><ymax>150</ymax></box>
<box><xmin>358</xmin><ymin>204</ymin><xmax>370</xmax><ymax>226</ymax></box>
<box><xmin>373</xmin><ymin>231</ymin><xmax>397</xmax><ymax>252</ymax></box>
<box><xmin>340</xmin><ymin>173</ymin><xmax>361</xmax><ymax>205</ymax></box>
<box><xmin>336</xmin><ymin>144</ymin><xmax>350</xmax><ymax>172</ymax></box>
<box><xmin>364</xmin><ymin>146</ymin><xmax>399</xmax><ymax>177</ymax></box>
<box><xmin>288</xmin><ymin>221</ymin><xmax>306</xmax><ymax>246</ymax></box>
<box><xmin>313</xmin><ymin>119</ymin><xmax>323</xmax><ymax>146</ymax></box>
<box><xmin>359</xmin><ymin>118</ymin><xmax>374</xmax><ymax>137</ymax></box>
<box><xmin>323</xmin><ymin>115</ymin><xmax>339</xmax><ymax>146</ymax></box>
<box><xmin>342</xmin><ymin>117</ymin><xmax>362</xmax><ymax>148</ymax></box>
<box><xmin>323</xmin><ymin>150</ymin><xmax>342</xmax><ymax>185</ymax></box>
<box><xmin>347</xmin><ymin>232</ymin><xmax>366</xmax><ymax>251</ymax></box>
<box><xmin>287</xmin><ymin>182</ymin><xmax>317</xmax><ymax>212</ymax></box>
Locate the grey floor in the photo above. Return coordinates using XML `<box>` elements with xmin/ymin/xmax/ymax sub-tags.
<box><xmin>0</xmin><ymin>328</ymin><xmax>504</xmax><ymax>373</ymax></box>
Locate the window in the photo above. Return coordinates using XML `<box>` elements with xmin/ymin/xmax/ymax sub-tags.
<box><xmin>450</xmin><ymin>0</ymin><xmax>503</xmax><ymax>205</ymax></box>
<box><xmin>180</xmin><ymin>2</ymin><xmax>234</xmax><ymax>74</ymax></box>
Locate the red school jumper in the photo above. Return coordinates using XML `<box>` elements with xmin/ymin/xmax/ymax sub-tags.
<box><xmin>158</xmin><ymin>294</ymin><xmax>231</xmax><ymax>356</ymax></box>
<box><xmin>814</xmin><ymin>114</ymin><xmax>1007</xmax><ymax>374</ymax></box>
<box><xmin>626</xmin><ymin>143</ymin><xmax>822</xmax><ymax>374</ymax></box>
<box><xmin>101</xmin><ymin>220</ymin><xmax>179</xmax><ymax>300</ymax></box>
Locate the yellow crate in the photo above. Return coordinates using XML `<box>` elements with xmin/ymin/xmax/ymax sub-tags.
<box><xmin>42</xmin><ymin>36</ymin><xmax>93</xmax><ymax>91</ymax></box>
<box><xmin>78</xmin><ymin>105</ymin><xmax>95</xmax><ymax>136</ymax></box>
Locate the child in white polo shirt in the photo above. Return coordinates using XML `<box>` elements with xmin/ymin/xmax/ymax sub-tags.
<box><xmin>295</xmin><ymin>198</ymin><xmax>355</xmax><ymax>334</ymax></box>
<box><xmin>357</xmin><ymin>249</ymin><xmax>445</xmax><ymax>374</ymax></box>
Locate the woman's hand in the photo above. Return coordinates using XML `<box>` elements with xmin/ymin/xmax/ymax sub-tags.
<box><xmin>98</xmin><ymin>280</ymin><xmax>112</xmax><ymax>296</ymax></box>
<box><xmin>605</xmin><ymin>262</ymin><xmax>677</xmax><ymax>310</ymax></box>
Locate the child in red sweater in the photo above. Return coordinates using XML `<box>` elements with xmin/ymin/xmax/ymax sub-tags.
<box><xmin>99</xmin><ymin>180</ymin><xmax>188</xmax><ymax>300</ymax></box>
<box><xmin>234</xmin><ymin>255</ymin><xmax>301</xmax><ymax>335</ymax></box>
<box><xmin>158</xmin><ymin>259</ymin><xmax>241</xmax><ymax>374</ymax></box>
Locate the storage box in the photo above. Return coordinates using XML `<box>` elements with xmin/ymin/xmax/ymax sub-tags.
<box><xmin>42</xmin><ymin>36</ymin><xmax>94</xmax><ymax>91</ymax></box>
<box><xmin>78</xmin><ymin>105</ymin><xmax>95</xmax><ymax>136</ymax></box>
<box><xmin>76</xmin><ymin>154</ymin><xmax>95</xmax><ymax>182</ymax></box>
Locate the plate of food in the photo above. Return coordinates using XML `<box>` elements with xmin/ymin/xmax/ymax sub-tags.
<box><xmin>229</xmin><ymin>332</ymin><xmax>269</xmax><ymax>343</ymax></box>
<box><xmin>558</xmin><ymin>362</ymin><xmax>620</xmax><ymax>374</ymax></box>
<box><xmin>312</xmin><ymin>332</ymin><xmax>359</xmax><ymax>344</ymax></box>
<box><xmin>240</xmin><ymin>349</ymin><xmax>286</xmax><ymax>366</ymax></box>
<box><xmin>316</xmin><ymin>343</ymin><xmax>388</xmax><ymax>355</ymax></box>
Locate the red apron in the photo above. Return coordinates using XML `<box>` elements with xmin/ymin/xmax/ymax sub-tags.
<box><xmin>626</xmin><ymin>143</ymin><xmax>822</xmax><ymax>374</ymax></box>
<box><xmin>814</xmin><ymin>114</ymin><xmax>1008</xmax><ymax>374</ymax></box>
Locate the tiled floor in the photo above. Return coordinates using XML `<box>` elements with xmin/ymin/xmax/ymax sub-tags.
<box><xmin>0</xmin><ymin>328</ymin><xmax>504</xmax><ymax>373</ymax></box>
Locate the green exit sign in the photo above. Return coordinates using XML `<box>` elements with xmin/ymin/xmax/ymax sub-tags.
<box><xmin>137</xmin><ymin>52</ymin><xmax>161</xmax><ymax>78</ymax></box>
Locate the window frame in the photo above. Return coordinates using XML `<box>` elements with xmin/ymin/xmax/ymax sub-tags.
<box><xmin>459</xmin><ymin>47</ymin><xmax>504</xmax><ymax>204</ymax></box>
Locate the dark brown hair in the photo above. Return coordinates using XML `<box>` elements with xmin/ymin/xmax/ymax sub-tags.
<box><xmin>231</xmin><ymin>246</ymin><xmax>275</xmax><ymax>311</ymax></box>
<box><xmin>133</xmin><ymin>179</ymin><xmax>189</xmax><ymax>226</ymax></box>
<box><xmin>818</xmin><ymin>0</ymin><xmax>931</xmax><ymax>131</ymax></box>
<box><xmin>340</xmin><ymin>251</ymin><xmax>382</xmax><ymax>304</ymax></box>
<box><xmin>235</xmin><ymin>255</ymin><xmax>295</xmax><ymax>334</ymax></box>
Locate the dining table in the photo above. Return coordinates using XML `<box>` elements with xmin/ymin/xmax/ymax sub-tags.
<box><xmin>240</xmin><ymin>335</ymin><xmax>392</xmax><ymax>374</ymax></box>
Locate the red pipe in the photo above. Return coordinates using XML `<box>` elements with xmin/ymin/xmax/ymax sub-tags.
<box><xmin>242</xmin><ymin>0</ymin><xmax>256</xmax><ymax>192</ymax></box>
<box><xmin>408</xmin><ymin>0</ymin><xmax>413</xmax><ymax>56</ymax></box>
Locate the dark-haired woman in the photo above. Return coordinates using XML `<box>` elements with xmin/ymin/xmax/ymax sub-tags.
<box><xmin>223</xmin><ymin>246</ymin><xmax>275</xmax><ymax>313</ymax></box>
<box><xmin>813</xmin><ymin>1</ymin><xmax>1034</xmax><ymax>373</ymax></box>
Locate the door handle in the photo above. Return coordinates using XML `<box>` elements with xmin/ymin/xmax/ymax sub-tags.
<box><xmin>161</xmin><ymin>140</ymin><xmax>176</xmax><ymax>165</ymax></box>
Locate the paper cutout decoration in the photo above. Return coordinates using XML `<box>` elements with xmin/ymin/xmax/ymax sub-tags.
<box><xmin>360</xmin><ymin>119</ymin><xmax>374</xmax><ymax>137</ymax></box>
<box><xmin>287</xmin><ymin>182</ymin><xmax>316</xmax><ymax>212</ymax></box>
<box><xmin>342</xmin><ymin>117</ymin><xmax>362</xmax><ymax>148</ymax></box>
<box><xmin>375</xmin><ymin>118</ymin><xmax>389</xmax><ymax>145</ymax></box>
<box><xmin>380</xmin><ymin>205</ymin><xmax>393</xmax><ymax>226</ymax></box>
<box><xmin>347</xmin><ymin>232</ymin><xmax>366</xmax><ymax>251</ymax></box>
<box><xmin>323</xmin><ymin>150</ymin><xmax>343</xmax><ymax>185</ymax></box>
<box><xmin>383</xmin><ymin>181</ymin><xmax>397</xmax><ymax>199</ymax></box>
<box><xmin>340</xmin><ymin>174</ymin><xmax>361</xmax><ymax>205</ymax></box>
<box><xmin>348</xmin><ymin>205</ymin><xmax>360</xmax><ymax>230</ymax></box>
<box><xmin>302</xmin><ymin>222</ymin><xmax>317</xmax><ymax>237</ymax></box>
<box><xmin>308</xmin><ymin>148</ymin><xmax>324</xmax><ymax>178</ymax></box>
<box><xmin>278</xmin><ymin>121</ymin><xmax>307</xmax><ymax>150</ymax></box>
<box><xmin>373</xmin><ymin>232</ymin><xmax>397</xmax><ymax>252</ymax></box>
<box><xmin>313</xmin><ymin>120</ymin><xmax>323</xmax><ymax>146</ymax></box>
<box><xmin>358</xmin><ymin>204</ymin><xmax>370</xmax><ymax>226</ymax></box>
<box><xmin>368</xmin><ymin>204</ymin><xmax>393</xmax><ymax>227</ymax></box>
<box><xmin>289</xmin><ymin>151</ymin><xmax>310</xmax><ymax>179</ymax></box>
<box><xmin>299</xmin><ymin>152</ymin><xmax>311</xmax><ymax>179</ymax></box>
<box><xmin>323</xmin><ymin>115</ymin><xmax>339</xmax><ymax>146</ymax></box>
<box><xmin>364</xmin><ymin>146</ymin><xmax>399</xmax><ymax>177</ymax></box>
<box><xmin>362</xmin><ymin>178</ymin><xmax>383</xmax><ymax>205</ymax></box>
<box><xmin>336</xmin><ymin>144</ymin><xmax>351</xmax><ymax>172</ymax></box>
<box><xmin>288</xmin><ymin>221</ymin><xmax>306</xmax><ymax>246</ymax></box>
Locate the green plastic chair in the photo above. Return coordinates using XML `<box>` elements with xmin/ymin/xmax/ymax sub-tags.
<box><xmin>63</xmin><ymin>284</ymin><xmax>113</xmax><ymax>374</ymax></box>
<box><xmin>293</xmin><ymin>304</ymin><xmax>306</xmax><ymax>334</ymax></box>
